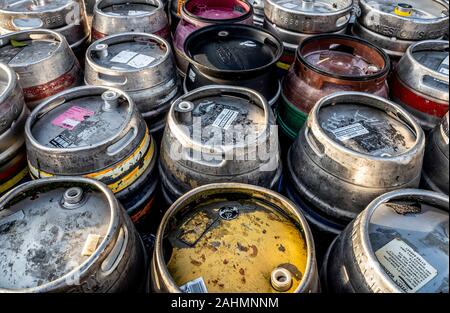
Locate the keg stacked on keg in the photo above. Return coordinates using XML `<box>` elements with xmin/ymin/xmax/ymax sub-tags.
<box><xmin>352</xmin><ymin>0</ymin><xmax>449</xmax><ymax>62</ymax></box>
<box><xmin>0</xmin><ymin>62</ymin><xmax>29</xmax><ymax>197</ymax></box>
<box><xmin>0</xmin><ymin>0</ymin><xmax>91</xmax><ymax>59</ymax></box>
<box><xmin>264</xmin><ymin>0</ymin><xmax>353</xmax><ymax>72</ymax></box>
<box><xmin>0</xmin><ymin>0</ymin><xmax>448</xmax><ymax>295</ymax></box>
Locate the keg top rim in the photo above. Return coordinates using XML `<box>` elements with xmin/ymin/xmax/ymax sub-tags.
<box><xmin>182</xmin><ymin>0</ymin><xmax>254</xmax><ymax>24</ymax></box>
<box><xmin>184</xmin><ymin>24</ymin><xmax>283</xmax><ymax>77</ymax></box>
<box><xmin>265</xmin><ymin>0</ymin><xmax>353</xmax><ymax>15</ymax></box>
<box><xmin>406</xmin><ymin>40</ymin><xmax>450</xmax><ymax>79</ymax></box>
<box><xmin>154</xmin><ymin>182</ymin><xmax>317</xmax><ymax>293</ymax></box>
<box><xmin>0</xmin><ymin>62</ymin><xmax>17</xmax><ymax>103</ymax></box>
<box><xmin>359</xmin><ymin>0</ymin><xmax>449</xmax><ymax>21</ymax></box>
<box><xmin>25</xmin><ymin>85</ymin><xmax>137</xmax><ymax>153</ymax></box>
<box><xmin>358</xmin><ymin>188</ymin><xmax>449</xmax><ymax>293</ymax></box>
<box><xmin>309</xmin><ymin>91</ymin><xmax>424</xmax><ymax>161</ymax></box>
<box><xmin>0</xmin><ymin>177</ymin><xmax>120</xmax><ymax>292</ymax></box>
<box><xmin>0</xmin><ymin>0</ymin><xmax>75</xmax><ymax>13</ymax></box>
<box><xmin>297</xmin><ymin>34</ymin><xmax>391</xmax><ymax>81</ymax></box>
<box><xmin>86</xmin><ymin>32</ymin><xmax>171</xmax><ymax>73</ymax></box>
<box><xmin>94</xmin><ymin>0</ymin><xmax>164</xmax><ymax>17</ymax></box>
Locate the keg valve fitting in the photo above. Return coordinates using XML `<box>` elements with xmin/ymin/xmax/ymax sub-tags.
<box><xmin>62</xmin><ymin>187</ymin><xmax>84</xmax><ymax>209</ymax></box>
<box><xmin>394</xmin><ymin>3</ymin><xmax>413</xmax><ymax>17</ymax></box>
<box><xmin>301</xmin><ymin>0</ymin><xmax>315</xmax><ymax>11</ymax></box>
<box><xmin>176</xmin><ymin>101</ymin><xmax>195</xmax><ymax>125</ymax></box>
<box><xmin>102</xmin><ymin>90</ymin><xmax>120</xmax><ymax>111</ymax></box>
<box><xmin>94</xmin><ymin>43</ymin><xmax>109</xmax><ymax>59</ymax></box>
<box><xmin>271</xmin><ymin>268</ymin><xmax>293</xmax><ymax>292</ymax></box>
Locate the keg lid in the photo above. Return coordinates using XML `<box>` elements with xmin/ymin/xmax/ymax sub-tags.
<box><xmin>183</xmin><ymin>0</ymin><xmax>252</xmax><ymax>21</ymax></box>
<box><xmin>185</xmin><ymin>24</ymin><xmax>282</xmax><ymax>75</ymax></box>
<box><xmin>365</xmin><ymin>190</ymin><xmax>448</xmax><ymax>293</ymax></box>
<box><xmin>96</xmin><ymin>0</ymin><xmax>161</xmax><ymax>16</ymax></box>
<box><xmin>0</xmin><ymin>178</ymin><xmax>115</xmax><ymax>290</ymax></box>
<box><xmin>29</xmin><ymin>87</ymin><xmax>134</xmax><ymax>149</ymax></box>
<box><xmin>0</xmin><ymin>32</ymin><xmax>61</xmax><ymax>66</ymax></box>
<box><xmin>163</xmin><ymin>184</ymin><xmax>310</xmax><ymax>293</ymax></box>
<box><xmin>170</xmin><ymin>86</ymin><xmax>268</xmax><ymax>147</ymax></box>
<box><xmin>266</xmin><ymin>0</ymin><xmax>351</xmax><ymax>14</ymax></box>
<box><xmin>317</xmin><ymin>96</ymin><xmax>417</xmax><ymax>157</ymax></box>
<box><xmin>89</xmin><ymin>34</ymin><xmax>168</xmax><ymax>71</ymax></box>
<box><xmin>0</xmin><ymin>0</ymin><xmax>72</xmax><ymax>12</ymax></box>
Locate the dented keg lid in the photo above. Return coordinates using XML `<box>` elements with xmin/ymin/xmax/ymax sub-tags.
<box><xmin>362</xmin><ymin>189</ymin><xmax>449</xmax><ymax>293</ymax></box>
<box><xmin>184</xmin><ymin>24</ymin><xmax>283</xmax><ymax>76</ymax></box>
<box><xmin>27</xmin><ymin>86</ymin><xmax>138</xmax><ymax>150</ymax></box>
<box><xmin>156</xmin><ymin>183</ymin><xmax>315</xmax><ymax>293</ymax></box>
<box><xmin>313</xmin><ymin>92</ymin><xmax>420</xmax><ymax>157</ymax></box>
<box><xmin>0</xmin><ymin>177</ymin><xmax>118</xmax><ymax>291</ymax></box>
<box><xmin>88</xmin><ymin>33</ymin><xmax>169</xmax><ymax>72</ymax></box>
<box><xmin>96</xmin><ymin>0</ymin><xmax>162</xmax><ymax>16</ymax></box>
<box><xmin>169</xmin><ymin>85</ymin><xmax>270</xmax><ymax>148</ymax></box>
<box><xmin>265</xmin><ymin>0</ymin><xmax>353</xmax><ymax>33</ymax></box>
<box><xmin>298</xmin><ymin>34</ymin><xmax>390</xmax><ymax>81</ymax></box>
<box><xmin>0</xmin><ymin>29</ymin><xmax>66</xmax><ymax>67</ymax></box>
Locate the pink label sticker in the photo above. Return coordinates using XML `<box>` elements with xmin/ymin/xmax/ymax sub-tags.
<box><xmin>51</xmin><ymin>106</ymin><xmax>95</xmax><ymax>130</ymax></box>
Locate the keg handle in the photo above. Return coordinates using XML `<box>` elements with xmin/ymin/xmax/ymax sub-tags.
<box><xmin>101</xmin><ymin>227</ymin><xmax>128</xmax><ymax>275</ymax></box>
<box><xmin>305</xmin><ymin>127</ymin><xmax>325</xmax><ymax>157</ymax></box>
<box><xmin>182</xmin><ymin>149</ymin><xmax>228</xmax><ymax>168</ymax></box>
<box><xmin>11</xmin><ymin>17</ymin><xmax>44</xmax><ymax>30</ymax></box>
<box><xmin>96</xmin><ymin>72</ymin><xmax>128</xmax><ymax>87</ymax></box>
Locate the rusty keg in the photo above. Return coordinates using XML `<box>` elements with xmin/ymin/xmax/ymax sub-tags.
<box><xmin>183</xmin><ymin>24</ymin><xmax>283</xmax><ymax>107</ymax></box>
<box><xmin>159</xmin><ymin>85</ymin><xmax>282</xmax><ymax>204</ymax></box>
<box><xmin>391</xmin><ymin>40</ymin><xmax>449</xmax><ymax>131</ymax></box>
<box><xmin>173</xmin><ymin>0</ymin><xmax>254</xmax><ymax>76</ymax></box>
<box><xmin>0</xmin><ymin>29</ymin><xmax>83</xmax><ymax>110</ymax></box>
<box><xmin>352</xmin><ymin>0</ymin><xmax>449</xmax><ymax>61</ymax></box>
<box><xmin>151</xmin><ymin>183</ymin><xmax>320</xmax><ymax>293</ymax></box>
<box><xmin>24</xmin><ymin>86</ymin><xmax>158</xmax><ymax>225</ymax></box>
<box><xmin>264</xmin><ymin>0</ymin><xmax>352</xmax><ymax>71</ymax></box>
<box><xmin>422</xmin><ymin>113</ymin><xmax>449</xmax><ymax>195</ymax></box>
<box><xmin>91</xmin><ymin>0</ymin><xmax>170</xmax><ymax>42</ymax></box>
<box><xmin>85</xmin><ymin>32</ymin><xmax>180</xmax><ymax>135</ymax></box>
<box><xmin>279</xmin><ymin>34</ymin><xmax>390</xmax><ymax>143</ymax></box>
<box><xmin>285</xmin><ymin>92</ymin><xmax>425</xmax><ymax>236</ymax></box>
<box><xmin>0</xmin><ymin>62</ymin><xmax>29</xmax><ymax>197</ymax></box>
<box><xmin>322</xmin><ymin>189</ymin><xmax>449</xmax><ymax>293</ymax></box>
<box><xmin>0</xmin><ymin>0</ymin><xmax>91</xmax><ymax>59</ymax></box>
<box><xmin>0</xmin><ymin>177</ymin><xmax>147</xmax><ymax>292</ymax></box>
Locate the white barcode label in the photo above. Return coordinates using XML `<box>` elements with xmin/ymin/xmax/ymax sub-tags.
<box><xmin>180</xmin><ymin>277</ymin><xmax>208</xmax><ymax>293</ymax></box>
<box><xmin>61</xmin><ymin>118</ymin><xmax>80</xmax><ymax>128</ymax></box>
<box><xmin>110</xmin><ymin>50</ymin><xmax>138</xmax><ymax>64</ymax></box>
<box><xmin>438</xmin><ymin>56</ymin><xmax>449</xmax><ymax>75</ymax></box>
<box><xmin>330</xmin><ymin>123</ymin><xmax>369</xmax><ymax>141</ymax></box>
<box><xmin>212</xmin><ymin>108</ymin><xmax>239</xmax><ymax>130</ymax></box>
<box><xmin>189</xmin><ymin>69</ymin><xmax>196</xmax><ymax>82</ymax></box>
<box><xmin>375</xmin><ymin>238</ymin><xmax>438</xmax><ymax>293</ymax></box>
<box><xmin>127</xmin><ymin>54</ymin><xmax>156</xmax><ymax>68</ymax></box>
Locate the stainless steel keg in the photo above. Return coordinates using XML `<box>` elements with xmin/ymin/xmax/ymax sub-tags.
<box><xmin>85</xmin><ymin>32</ymin><xmax>180</xmax><ymax>135</ymax></box>
<box><xmin>91</xmin><ymin>0</ymin><xmax>170</xmax><ymax>41</ymax></box>
<box><xmin>322</xmin><ymin>189</ymin><xmax>449</xmax><ymax>293</ymax></box>
<box><xmin>151</xmin><ymin>183</ymin><xmax>320</xmax><ymax>293</ymax></box>
<box><xmin>353</xmin><ymin>0</ymin><xmax>449</xmax><ymax>60</ymax></box>
<box><xmin>0</xmin><ymin>29</ymin><xmax>83</xmax><ymax>109</ymax></box>
<box><xmin>251</xmin><ymin>0</ymin><xmax>264</xmax><ymax>26</ymax></box>
<box><xmin>0</xmin><ymin>62</ymin><xmax>29</xmax><ymax>197</ymax></box>
<box><xmin>422</xmin><ymin>113</ymin><xmax>449</xmax><ymax>195</ymax></box>
<box><xmin>285</xmin><ymin>92</ymin><xmax>426</xmax><ymax>235</ymax></box>
<box><xmin>159</xmin><ymin>85</ymin><xmax>282</xmax><ymax>204</ymax></box>
<box><xmin>24</xmin><ymin>86</ymin><xmax>158</xmax><ymax>224</ymax></box>
<box><xmin>0</xmin><ymin>0</ymin><xmax>90</xmax><ymax>57</ymax></box>
<box><xmin>391</xmin><ymin>40</ymin><xmax>449</xmax><ymax>130</ymax></box>
<box><xmin>0</xmin><ymin>177</ymin><xmax>147</xmax><ymax>292</ymax></box>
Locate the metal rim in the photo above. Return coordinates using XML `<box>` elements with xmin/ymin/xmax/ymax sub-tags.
<box><xmin>86</xmin><ymin>32</ymin><xmax>172</xmax><ymax>74</ymax></box>
<box><xmin>94</xmin><ymin>0</ymin><xmax>165</xmax><ymax>18</ymax></box>
<box><xmin>25</xmin><ymin>85</ymin><xmax>136</xmax><ymax>154</ymax></box>
<box><xmin>309</xmin><ymin>91</ymin><xmax>425</xmax><ymax>162</ymax></box>
<box><xmin>0</xmin><ymin>62</ymin><xmax>17</xmax><ymax>106</ymax></box>
<box><xmin>167</xmin><ymin>85</ymin><xmax>271</xmax><ymax>154</ymax></box>
<box><xmin>154</xmin><ymin>182</ymin><xmax>317</xmax><ymax>293</ymax></box>
<box><xmin>184</xmin><ymin>24</ymin><xmax>284</xmax><ymax>77</ymax></box>
<box><xmin>0</xmin><ymin>176</ymin><xmax>120</xmax><ymax>292</ymax></box>
<box><xmin>297</xmin><ymin>34</ymin><xmax>391</xmax><ymax>81</ymax></box>
<box><xmin>359</xmin><ymin>188</ymin><xmax>449</xmax><ymax>293</ymax></box>
<box><xmin>265</xmin><ymin>0</ymin><xmax>353</xmax><ymax>17</ymax></box>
